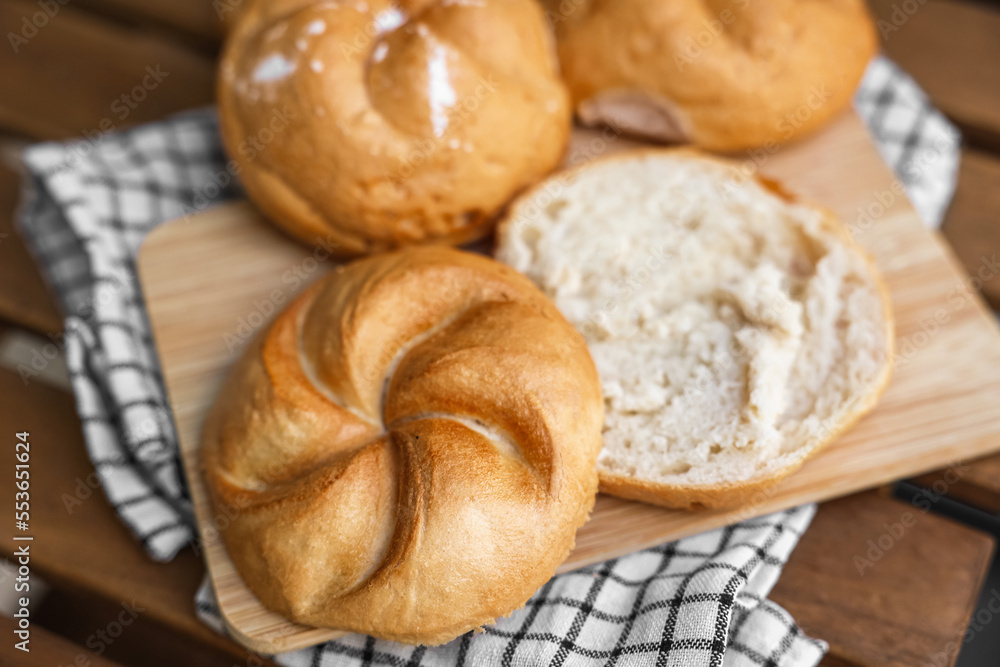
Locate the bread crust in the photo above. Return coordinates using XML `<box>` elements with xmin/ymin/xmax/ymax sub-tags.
<box><xmin>542</xmin><ymin>0</ymin><xmax>877</xmax><ymax>151</ymax></box>
<box><xmin>497</xmin><ymin>147</ymin><xmax>895</xmax><ymax>510</ymax></box>
<box><xmin>201</xmin><ymin>246</ymin><xmax>604</xmax><ymax>644</ymax></box>
<box><xmin>217</xmin><ymin>0</ymin><xmax>572</xmax><ymax>255</ymax></box>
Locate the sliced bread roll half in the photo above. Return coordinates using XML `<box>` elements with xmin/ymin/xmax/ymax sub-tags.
<box><xmin>495</xmin><ymin>150</ymin><xmax>894</xmax><ymax>509</ymax></box>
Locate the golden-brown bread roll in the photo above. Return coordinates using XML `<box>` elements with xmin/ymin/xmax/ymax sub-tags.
<box><xmin>542</xmin><ymin>0</ymin><xmax>876</xmax><ymax>151</ymax></box>
<box><xmin>201</xmin><ymin>246</ymin><xmax>603</xmax><ymax>644</ymax></box>
<box><xmin>217</xmin><ymin>0</ymin><xmax>571</xmax><ymax>255</ymax></box>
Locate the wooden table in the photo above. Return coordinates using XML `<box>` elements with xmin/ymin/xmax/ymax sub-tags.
<box><xmin>0</xmin><ymin>1</ymin><xmax>998</xmax><ymax>665</ymax></box>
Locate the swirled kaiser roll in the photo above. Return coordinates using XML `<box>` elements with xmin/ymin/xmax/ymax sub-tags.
<box><xmin>542</xmin><ymin>0</ymin><xmax>876</xmax><ymax>151</ymax></box>
<box><xmin>218</xmin><ymin>0</ymin><xmax>571</xmax><ymax>255</ymax></box>
<box><xmin>201</xmin><ymin>247</ymin><xmax>603</xmax><ymax>644</ymax></box>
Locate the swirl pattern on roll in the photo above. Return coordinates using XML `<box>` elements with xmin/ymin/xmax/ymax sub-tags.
<box><xmin>201</xmin><ymin>247</ymin><xmax>603</xmax><ymax>644</ymax></box>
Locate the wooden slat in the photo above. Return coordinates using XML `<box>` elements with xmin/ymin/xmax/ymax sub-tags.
<box><xmin>915</xmin><ymin>147</ymin><xmax>1000</xmax><ymax>513</ymax></box>
<box><xmin>0</xmin><ymin>366</ymin><xmax>268</xmax><ymax>665</ymax></box>
<box><xmin>941</xmin><ymin>148</ymin><xmax>1000</xmax><ymax>311</ymax></box>
<box><xmin>772</xmin><ymin>491</ymin><xmax>994</xmax><ymax>667</ymax></box>
<box><xmin>73</xmin><ymin>0</ymin><xmax>224</xmax><ymax>46</ymax></box>
<box><xmin>0</xmin><ymin>613</ymin><xmax>125</xmax><ymax>667</ymax></box>
<box><xmin>0</xmin><ymin>0</ymin><xmax>214</xmax><ymax>140</ymax></box>
<box><xmin>0</xmin><ymin>160</ymin><xmax>63</xmax><ymax>334</ymax></box>
<box><xmin>912</xmin><ymin>456</ymin><xmax>1000</xmax><ymax>514</ymax></box>
<box><xmin>31</xmin><ymin>586</ymin><xmax>280</xmax><ymax>667</ymax></box>
<box><xmin>866</xmin><ymin>0</ymin><xmax>1000</xmax><ymax>149</ymax></box>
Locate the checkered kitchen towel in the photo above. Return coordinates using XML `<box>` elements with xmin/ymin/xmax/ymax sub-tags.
<box><xmin>17</xmin><ymin>56</ymin><xmax>959</xmax><ymax>666</ymax></box>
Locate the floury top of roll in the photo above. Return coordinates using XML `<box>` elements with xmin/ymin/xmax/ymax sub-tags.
<box><xmin>217</xmin><ymin>0</ymin><xmax>572</xmax><ymax>255</ymax></box>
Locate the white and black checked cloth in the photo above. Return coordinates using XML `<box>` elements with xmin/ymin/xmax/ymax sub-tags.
<box><xmin>194</xmin><ymin>505</ymin><xmax>824</xmax><ymax>667</ymax></box>
<box><xmin>17</xmin><ymin>56</ymin><xmax>959</xmax><ymax>666</ymax></box>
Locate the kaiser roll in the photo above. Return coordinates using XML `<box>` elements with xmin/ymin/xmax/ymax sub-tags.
<box><xmin>217</xmin><ymin>0</ymin><xmax>571</xmax><ymax>254</ymax></box>
<box><xmin>541</xmin><ymin>0</ymin><xmax>876</xmax><ymax>151</ymax></box>
<box><xmin>201</xmin><ymin>246</ymin><xmax>603</xmax><ymax>644</ymax></box>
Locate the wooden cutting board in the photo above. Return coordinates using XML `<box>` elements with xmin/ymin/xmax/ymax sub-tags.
<box><xmin>138</xmin><ymin>110</ymin><xmax>1000</xmax><ymax>654</ymax></box>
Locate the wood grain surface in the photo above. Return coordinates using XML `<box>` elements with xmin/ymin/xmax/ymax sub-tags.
<box><xmin>0</xmin><ymin>366</ymin><xmax>274</xmax><ymax>666</ymax></box>
<box><xmin>137</xmin><ymin>110</ymin><xmax>1000</xmax><ymax>653</ymax></box>
<box><xmin>0</xmin><ymin>0</ymin><xmax>213</xmax><ymax>140</ymax></box>
<box><xmin>73</xmin><ymin>0</ymin><xmax>225</xmax><ymax>46</ymax></box>
<box><xmin>772</xmin><ymin>491</ymin><xmax>994</xmax><ymax>667</ymax></box>
<box><xmin>913</xmin><ymin>455</ymin><xmax>1000</xmax><ymax>514</ymax></box>
<box><xmin>941</xmin><ymin>149</ymin><xmax>1000</xmax><ymax>311</ymax></box>
<box><xmin>0</xmin><ymin>613</ymin><xmax>126</xmax><ymax>667</ymax></box>
<box><xmin>0</xmin><ymin>159</ymin><xmax>62</xmax><ymax>334</ymax></box>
